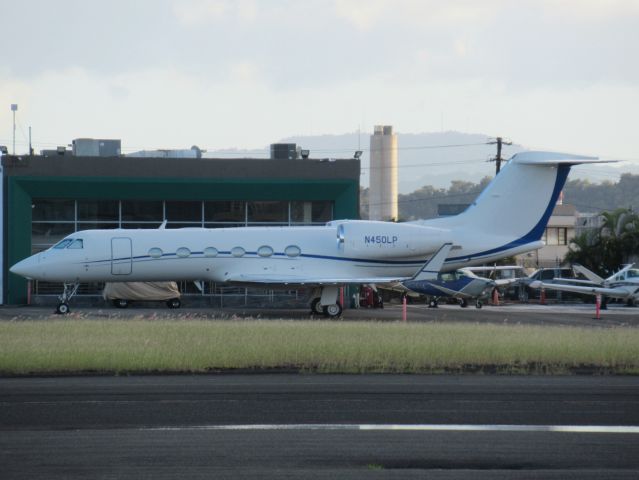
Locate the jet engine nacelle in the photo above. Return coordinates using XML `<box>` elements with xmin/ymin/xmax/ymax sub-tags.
<box><xmin>334</xmin><ymin>220</ymin><xmax>450</xmax><ymax>259</ymax></box>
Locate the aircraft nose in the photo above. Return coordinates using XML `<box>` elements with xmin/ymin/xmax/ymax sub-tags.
<box><xmin>10</xmin><ymin>255</ymin><xmax>40</xmax><ymax>280</ymax></box>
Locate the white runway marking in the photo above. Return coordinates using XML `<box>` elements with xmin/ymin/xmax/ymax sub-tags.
<box><xmin>145</xmin><ymin>424</ymin><xmax>639</xmax><ymax>434</ymax></box>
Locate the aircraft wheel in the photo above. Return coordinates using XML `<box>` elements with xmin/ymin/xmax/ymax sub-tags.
<box><xmin>113</xmin><ymin>299</ymin><xmax>129</xmax><ymax>309</ymax></box>
<box><xmin>459</xmin><ymin>298</ymin><xmax>468</xmax><ymax>308</ymax></box>
<box><xmin>323</xmin><ymin>303</ymin><xmax>342</xmax><ymax>318</ymax></box>
<box><xmin>475</xmin><ymin>300</ymin><xmax>483</xmax><ymax>309</ymax></box>
<box><xmin>428</xmin><ymin>299</ymin><xmax>438</xmax><ymax>308</ymax></box>
<box><xmin>167</xmin><ymin>298</ymin><xmax>181</xmax><ymax>309</ymax></box>
<box><xmin>310</xmin><ymin>298</ymin><xmax>323</xmax><ymax>314</ymax></box>
<box><xmin>55</xmin><ymin>303</ymin><xmax>70</xmax><ymax>315</ymax></box>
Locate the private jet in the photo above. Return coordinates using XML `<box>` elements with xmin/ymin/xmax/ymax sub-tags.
<box><xmin>10</xmin><ymin>151</ymin><xmax>610</xmax><ymax>316</ymax></box>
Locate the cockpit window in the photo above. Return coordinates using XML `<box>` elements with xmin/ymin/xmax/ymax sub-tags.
<box><xmin>53</xmin><ymin>239</ymin><xmax>74</xmax><ymax>249</ymax></box>
<box><xmin>67</xmin><ymin>239</ymin><xmax>84</xmax><ymax>249</ymax></box>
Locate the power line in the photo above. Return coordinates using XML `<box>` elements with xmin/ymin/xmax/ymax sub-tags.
<box><xmin>362</xmin><ymin>189</ymin><xmax>485</xmax><ymax>208</ymax></box>
<box><xmin>360</xmin><ymin>158</ymin><xmax>489</xmax><ymax>172</ymax></box>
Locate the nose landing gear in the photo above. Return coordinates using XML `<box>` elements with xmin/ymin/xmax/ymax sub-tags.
<box><xmin>55</xmin><ymin>283</ymin><xmax>80</xmax><ymax>314</ymax></box>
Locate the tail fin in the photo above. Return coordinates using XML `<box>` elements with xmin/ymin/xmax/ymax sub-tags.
<box><xmin>457</xmin><ymin>152</ymin><xmax>607</xmax><ymax>240</ymax></box>
<box><xmin>432</xmin><ymin>152</ymin><xmax>611</xmax><ymax>250</ymax></box>
<box><xmin>410</xmin><ymin>243</ymin><xmax>453</xmax><ymax>281</ymax></box>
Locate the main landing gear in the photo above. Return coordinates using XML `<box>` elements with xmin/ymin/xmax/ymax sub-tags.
<box><xmin>310</xmin><ymin>286</ymin><xmax>343</xmax><ymax>318</ymax></box>
<box><xmin>55</xmin><ymin>283</ymin><xmax>80</xmax><ymax>314</ymax></box>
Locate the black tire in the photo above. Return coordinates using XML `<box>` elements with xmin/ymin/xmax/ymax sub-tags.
<box><xmin>113</xmin><ymin>299</ymin><xmax>129</xmax><ymax>309</ymax></box>
<box><xmin>459</xmin><ymin>298</ymin><xmax>468</xmax><ymax>308</ymax></box>
<box><xmin>167</xmin><ymin>298</ymin><xmax>181</xmax><ymax>309</ymax></box>
<box><xmin>475</xmin><ymin>300</ymin><xmax>483</xmax><ymax>309</ymax></box>
<box><xmin>428</xmin><ymin>299</ymin><xmax>438</xmax><ymax>308</ymax></box>
<box><xmin>322</xmin><ymin>303</ymin><xmax>343</xmax><ymax>318</ymax></box>
<box><xmin>310</xmin><ymin>297</ymin><xmax>323</xmax><ymax>314</ymax></box>
<box><xmin>55</xmin><ymin>303</ymin><xmax>70</xmax><ymax>315</ymax></box>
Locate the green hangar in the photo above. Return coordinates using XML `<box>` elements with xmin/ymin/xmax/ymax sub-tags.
<box><xmin>1</xmin><ymin>147</ymin><xmax>360</xmax><ymax>305</ymax></box>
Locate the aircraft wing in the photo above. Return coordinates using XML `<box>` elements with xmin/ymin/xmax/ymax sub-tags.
<box><xmin>493</xmin><ymin>278</ymin><xmax>520</xmax><ymax>287</ymax></box>
<box><xmin>529</xmin><ymin>281</ymin><xmax>633</xmax><ymax>298</ymax></box>
<box><xmin>226</xmin><ymin>274</ymin><xmax>412</xmax><ymax>286</ymax></box>
<box><xmin>550</xmin><ymin>278</ymin><xmax>600</xmax><ymax>286</ymax></box>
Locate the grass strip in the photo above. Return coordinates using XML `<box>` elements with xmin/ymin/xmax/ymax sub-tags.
<box><xmin>0</xmin><ymin>320</ymin><xmax>638</xmax><ymax>375</ymax></box>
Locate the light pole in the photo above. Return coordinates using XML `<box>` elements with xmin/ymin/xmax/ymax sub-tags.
<box><xmin>11</xmin><ymin>104</ymin><xmax>18</xmax><ymax>154</ymax></box>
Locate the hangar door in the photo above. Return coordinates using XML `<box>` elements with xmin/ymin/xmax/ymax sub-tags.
<box><xmin>111</xmin><ymin>237</ymin><xmax>132</xmax><ymax>275</ymax></box>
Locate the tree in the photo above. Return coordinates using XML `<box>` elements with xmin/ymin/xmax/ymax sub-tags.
<box><xmin>565</xmin><ymin>208</ymin><xmax>639</xmax><ymax>276</ymax></box>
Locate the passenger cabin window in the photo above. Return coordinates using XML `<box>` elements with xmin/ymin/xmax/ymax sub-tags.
<box><xmin>67</xmin><ymin>239</ymin><xmax>84</xmax><ymax>249</ymax></box>
<box><xmin>53</xmin><ymin>239</ymin><xmax>74</xmax><ymax>249</ymax></box>
<box><xmin>257</xmin><ymin>245</ymin><xmax>274</xmax><ymax>257</ymax></box>
<box><xmin>176</xmin><ymin>247</ymin><xmax>191</xmax><ymax>258</ymax></box>
<box><xmin>284</xmin><ymin>245</ymin><xmax>301</xmax><ymax>257</ymax></box>
<box><xmin>148</xmin><ymin>247</ymin><xmax>163</xmax><ymax>259</ymax></box>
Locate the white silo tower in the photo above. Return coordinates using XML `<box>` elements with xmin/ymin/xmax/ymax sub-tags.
<box><xmin>369</xmin><ymin>125</ymin><xmax>398</xmax><ymax>221</ymax></box>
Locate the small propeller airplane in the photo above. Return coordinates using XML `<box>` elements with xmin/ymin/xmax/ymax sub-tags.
<box><xmin>10</xmin><ymin>151</ymin><xmax>611</xmax><ymax>316</ymax></box>
<box><xmin>529</xmin><ymin>263</ymin><xmax>639</xmax><ymax>306</ymax></box>
<box><xmin>400</xmin><ymin>244</ymin><xmax>519</xmax><ymax>308</ymax></box>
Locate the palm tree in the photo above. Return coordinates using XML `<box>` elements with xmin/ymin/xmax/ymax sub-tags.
<box><xmin>565</xmin><ymin>208</ymin><xmax>639</xmax><ymax>275</ymax></box>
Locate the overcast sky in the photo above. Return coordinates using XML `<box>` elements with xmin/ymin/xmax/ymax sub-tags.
<box><xmin>1</xmin><ymin>0</ymin><xmax>638</xmax><ymax>167</ymax></box>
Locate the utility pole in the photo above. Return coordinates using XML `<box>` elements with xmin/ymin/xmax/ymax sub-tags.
<box><xmin>488</xmin><ymin>136</ymin><xmax>512</xmax><ymax>175</ymax></box>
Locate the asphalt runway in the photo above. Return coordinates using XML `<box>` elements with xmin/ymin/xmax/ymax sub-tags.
<box><xmin>1</xmin><ymin>302</ymin><xmax>638</xmax><ymax>327</ymax></box>
<box><xmin>2</xmin><ymin>375</ymin><xmax>639</xmax><ymax>479</ymax></box>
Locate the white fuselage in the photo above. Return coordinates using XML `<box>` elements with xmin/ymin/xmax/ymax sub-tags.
<box><xmin>14</xmin><ymin>222</ymin><xmax>541</xmax><ymax>284</ymax></box>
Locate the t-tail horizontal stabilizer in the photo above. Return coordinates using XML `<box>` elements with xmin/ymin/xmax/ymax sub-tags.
<box><xmin>410</xmin><ymin>243</ymin><xmax>455</xmax><ymax>281</ymax></box>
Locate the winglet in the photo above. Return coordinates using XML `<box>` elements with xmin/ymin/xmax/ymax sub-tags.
<box><xmin>410</xmin><ymin>243</ymin><xmax>454</xmax><ymax>281</ymax></box>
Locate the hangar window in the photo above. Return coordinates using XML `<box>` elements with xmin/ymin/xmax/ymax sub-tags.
<box><xmin>205</xmin><ymin>201</ymin><xmax>246</xmax><ymax>223</ymax></box>
<box><xmin>231</xmin><ymin>246</ymin><xmax>245</xmax><ymax>257</ymax></box>
<box><xmin>284</xmin><ymin>245</ymin><xmax>301</xmax><ymax>257</ymax></box>
<box><xmin>257</xmin><ymin>245</ymin><xmax>274</xmax><ymax>257</ymax></box>
<box><xmin>291</xmin><ymin>201</ymin><xmax>333</xmax><ymax>224</ymax></box>
<box><xmin>204</xmin><ymin>247</ymin><xmax>218</xmax><ymax>257</ymax></box>
<box><xmin>248</xmin><ymin>201</ymin><xmax>288</xmax><ymax>224</ymax></box>
<box><xmin>67</xmin><ymin>239</ymin><xmax>84</xmax><ymax>249</ymax></box>
<box><xmin>166</xmin><ymin>201</ymin><xmax>203</xmax><ymax>227</ymax></box>
<box><xmin>32</xmin><ymin>199</ymin><xmax>74</xmax><ymax>222</ymax></box>
<box><xmin>122</xmin><ymin>200</ymin><xmax>163</xmax><ymax>222</ymax></box>
<box><xmin>176</xmin><ymin>247</ymin><xmax>191</xmax><ymax>258</ymax></box>
<box><xmin>148</xmin><ymin>247</ymin><xmax>163</xmax><ymax>259</ymax></box>
<box><xmin>78</xmin><ymin>200</ymin><xmax>118</xmax><ymax>222</ymax></box>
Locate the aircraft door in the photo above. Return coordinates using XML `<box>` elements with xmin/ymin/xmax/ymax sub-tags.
<box><xmin>111</xmin><ymin>237</ymin><xmax>132</xmax><ymax>275</ymax></box>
